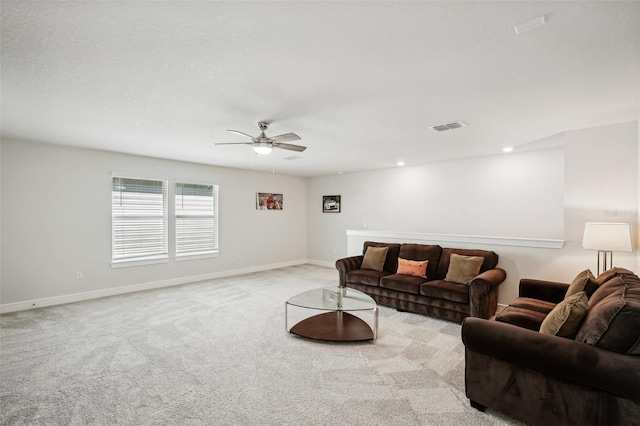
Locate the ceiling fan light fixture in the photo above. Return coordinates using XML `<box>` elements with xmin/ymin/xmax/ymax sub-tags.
<box><xmin>253</xmin><ymin>142</ymin><xmax>273</xmax><ymax>155</ymax></box>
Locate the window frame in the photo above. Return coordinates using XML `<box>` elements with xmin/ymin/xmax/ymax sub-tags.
<box><xmin>111</xmin><ymin>175</ymin><xmax>169</xmax><ymax>268</ymax></box>
<box><xmin>174</xmin><ymin>181</ymin><xmax>219</xmax><ymax>260</ymax></box>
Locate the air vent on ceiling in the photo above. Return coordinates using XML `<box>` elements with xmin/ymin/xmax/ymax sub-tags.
<box><xmin>514</xmin><ymin>16</ymin><xmax>546</xmax><ymax>34</ymax></box>
<box><xmin>282</xmin><ymin>155</ymin><xmax>303</xmax><ymax>161</ymax></box>
<box><xmin>430</xmin><ymin>121</ymin><xmax>466</xmax><ymax>132</ymax></box>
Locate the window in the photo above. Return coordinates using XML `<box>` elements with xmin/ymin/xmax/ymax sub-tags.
<box><xmin>112</xmin><ymin>176</ymin><xmax>168</xmax><ymax>265</ymax></box>
<box><xmin>175</xmin><ymin>182</ymin><xmax>218</xmax><ymax>258</ymax></box>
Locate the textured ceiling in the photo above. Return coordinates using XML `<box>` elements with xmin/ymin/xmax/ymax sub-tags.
<box><xmin>2</xmin><ymin>1</ymin><xmax>639</xmax><ymax>177</ymax></box>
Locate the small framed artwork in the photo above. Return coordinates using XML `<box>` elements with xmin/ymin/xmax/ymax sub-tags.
<box><xmin>322</xmin><ymin>195</ymin><xmax>341</xmax><ymax>213</ymax></box>
<box><xmin>257</xmin><ymin>193</ymin><xmax>283</xmax><ymax>210</ymax></box>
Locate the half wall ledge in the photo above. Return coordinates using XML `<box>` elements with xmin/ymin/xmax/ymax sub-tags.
<box><xmin>345</xmin><ymin>230</ymin><xmax>564</xmax><ymax>250</ymax></box>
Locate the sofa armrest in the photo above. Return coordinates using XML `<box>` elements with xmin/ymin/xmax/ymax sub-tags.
<box><xmin>470</xmin><ymin>268</ymin><xmax>506</xmax><ymax>294</ymax></box>
<box><xmin>335</xmin><ymin>255</ymin><xmax>364</xmax><ymax>287</ymax></box>
<box><xmin>519</xmin><ymin>278</ymin><xmax>568</xmax><ymax>303</ymax></box>
<box><xmin>462</xmin><ymin>317</ymin><xmax>640</xmax><ymax>402</ymax></box>
<box><xmin>469</xmin><ymin>268</ymin><xmax>506</xmax><ymax>319</ymax></box>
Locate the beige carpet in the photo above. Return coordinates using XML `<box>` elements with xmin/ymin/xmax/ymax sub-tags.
<box><xmin>0</xmin><ymin>264</ymin><xmax>521</xmax><ymax>425</ymax></box>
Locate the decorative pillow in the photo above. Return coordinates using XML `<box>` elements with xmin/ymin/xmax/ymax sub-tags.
<box><xmin>397</xmin><ymin>258</ymin><xmax>428</xmax><ymax>278</ymax></box>
<box><xmin>361</xmin><ymin>246</ymin><xmax>389</xmax><ymax>272</ymax></box>
<box><xmin>444</xmin><ymin>253</ymin><xmax>484</xmax><ymax>284</ymax></box>
<box><xmin>565</xmin><ymin>269</ymin><xmax>598</xmax><ymax>299</ymax></box>
<box><xmin>540</xmin><ymin>291</ymin><xmax>589</xmax><ymax>337</ymax></box>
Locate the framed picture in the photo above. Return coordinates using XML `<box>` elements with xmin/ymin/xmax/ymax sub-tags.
<box><xmin>322</xmin><ymin>195</ymin><xmax>341</xmax><ymax>213</ymax></box>
<box><xmin>256</xmin><ymin>193</ymin><xmax>283</xmax><ymax>210</ymax></box>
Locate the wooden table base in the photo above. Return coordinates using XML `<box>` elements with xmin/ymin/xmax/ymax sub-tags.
<box><xmin>289</xmin><ymin>311</ymin><xmax>374</xmax><ymax>342</ymax></box>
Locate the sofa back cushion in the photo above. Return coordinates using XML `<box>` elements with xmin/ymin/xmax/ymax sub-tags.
<box><xmin>436</xmin><ymin>248</ymin><xmax>499</xmax><ymax>281</ymax></box>
<box><xmin>574</xmin><ymin>274</ymin><xmax>640</xmax><ymax>355</ymax></box>
<box><xmin>398</xmin><ymin>244</ymin><xmax>442</xmax><ymax>279</ymax></box>
<box><xmin>363</xmin><ymin>241</ymin><xmax>401</xmax><ymax>273</ymax></box>
<box><xmin>594</xmin><ymin>266</ymin><xmax>636</xmax><ymax>286</ymax></box>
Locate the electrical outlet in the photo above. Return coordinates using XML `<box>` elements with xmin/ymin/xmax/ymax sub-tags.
<box><xmin>76</xmin><ymin>271</ymin><xmax>83</xmax><ymax>280</ymax></box>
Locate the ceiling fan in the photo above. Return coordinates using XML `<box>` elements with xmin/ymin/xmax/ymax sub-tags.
<box><xmin>215</xmin><ymin>121</ymin><xmax>306</xmax><ymax>155</ymax></box>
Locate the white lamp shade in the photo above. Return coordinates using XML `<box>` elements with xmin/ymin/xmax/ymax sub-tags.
<box><xmin>582</xmin><ymin>222</ymin><xmax>633</xmax><ymax>252</ymax></box>
<box><xmin>253</xmin><ymin>142</ymin><xmax>273</xmax><ymax>155</ymax></box>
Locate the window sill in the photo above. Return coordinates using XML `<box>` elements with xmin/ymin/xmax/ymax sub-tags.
<box><xmin>175</xmin><ymin>252</ymin><xmax>219</xmax><ymax>262</ymax></box>
<box><xmin>111</xmin><ymin>256</ymin><xmax>169</xmax><ymax>269</ymax></box>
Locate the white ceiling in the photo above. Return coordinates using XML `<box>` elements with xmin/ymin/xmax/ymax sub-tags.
<box><xmin>2</xmin><ymin>1</ymin><xmax>639</xmax><ymax>177</ymax></box>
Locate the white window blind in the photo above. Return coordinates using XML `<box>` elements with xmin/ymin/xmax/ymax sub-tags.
<box><xmin>175</xmin><ymin>182</ymin><xmax>218</xmax><ymax>257</ymax></box>
<box><xmin>112</xmin><ymin>176</ymin><xmax>168</xmax><ymax>263</ymax></box>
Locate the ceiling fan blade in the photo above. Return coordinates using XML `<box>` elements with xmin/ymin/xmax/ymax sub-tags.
<box><xmin>215</xmin><ymin>142</ymin><xmax>254</xmax><ymax>146</ymax></box>
<box><xmin>227</xmin><ymin>129</ymin><xmax>256</xmax><ymax>139</ymax></box>
<box><xmin>271</xmin><ymin>133</ymin><xmax>301</xmax><ymax>143</ymax></box>
<box><xmin>273</xmin><ymin>142</ymin><xmax>307</xmax><ymax>152</ymax></box>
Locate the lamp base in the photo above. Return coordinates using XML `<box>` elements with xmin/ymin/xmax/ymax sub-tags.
<box><xmin>595</xmin><ymin>250</ymin><xmax>613</xmax><ymax>276</ymax></box>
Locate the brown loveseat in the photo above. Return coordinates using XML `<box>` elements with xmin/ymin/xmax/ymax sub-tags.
<box><xmin>335</xmin><ymin>241</ymin><xmax>506</xmax><ymax>322</ymax></box>
<box><xmin>462</xmin><ymin>267</ymin><xmax>640</xmax><ymax>426</ymax></box>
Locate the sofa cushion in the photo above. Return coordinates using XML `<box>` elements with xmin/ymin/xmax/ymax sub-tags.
<box><xmin>380</xmin><ymin>274</ymin><xmax>426</xmax><ymax>294</ymax></box>
<box><xmin>589</xmin><ymin>274</ymin><xmax>636</xmax><ymax>307</ymax></box>
<box><xmin>398</xmin><ymin>244</ymin><xmax>442</xmax><ymax>281</ymax></box>
<box><xmin>363</xmin><ymin>241</ymin><xmax>401</xmax><ymax>273</ymax></box>
<box><xmin>346</xmin><ymin>270</ymin><xmax>390</xmax><ymax>287</ymax></box>
<box><xmin>575</xmin><ymin>274</ymin><xmax>640</xmax><ymax>355</ymax></box>
<box><xmin>420</xmin><ymin>280</ymin><xmax>469</xmax><ymax>304</ymax></box>
<box><xmin>565</xmin><ymin>269</ymin><xmax>598</xmax><ymax>299</ymax></box>
<box><xmin>495</xmin><ymin>305</ymin><xmax>548</xmax><ymax>331</ymax></box>
<box><xmin>445</xmin><ymin>253</ymin><xmax>484</xmax><ymax>284</ymax></box>
<box><xmin>437</xmin><ymin>248</ymin><xmax>498</xmax><ymax>280</ymax></box>
<box><xmin>509</xmin><ymin>297</ymin><xmax>556</xmax><ymax>315</ymax></box>
<box><xmin>594</xmin><ymin>267</ymin><xmax>636</xmax><ymax>285</ymax></box>
<box><xmin>397</xmin><ymin>258</ymin><xmax>428</xmax><ymax>278</ymax></box>
<box><xmin>361</xmin><ymin>246</ymin><xmax>388</xmax><ymax>272</ymax></box>
<box><xmin>540</xmin><ymin>291</ymin><xmax>589</xmax><ymax>337</ymax></box>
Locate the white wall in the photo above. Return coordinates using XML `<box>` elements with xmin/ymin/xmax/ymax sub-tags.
<box><xmin>0</xmin><ymin>139</ymin><xmax>308</xmax><ymax>309</ymax></box>
<box><xmin>307</xmin><ymin>121</ymin><xmax>638</xmax><ymax>305</ymax></box>
<box><xmin>564</xmin><ymin>122</ymin><xmax>638</xmax><ymax>272</ymax></box>
<box><xmin>1</xmin><ymin>120</ymin><xmax>637</xmax><ymax>311</ymax></box>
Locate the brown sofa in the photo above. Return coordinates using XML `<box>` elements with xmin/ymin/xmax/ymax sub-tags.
<box><xmin>335</xmin><ymin>241</ymin><xmax>506</xmax><ymax>322</ymax></box>
<box><xmin>462</xmin><ymin>267</ymin><xmax>640</xmax><ymax>426</ymax></box>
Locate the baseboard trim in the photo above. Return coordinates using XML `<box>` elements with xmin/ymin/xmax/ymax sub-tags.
<box><xmin>0</xmin><ymin>259</ymin><xmax>313</xmax><ymax>314</ymax></box>
<box><xmin>307</xmin><ymin>259</ymin><xmax>335</xmax><ymax>268</ymax></box>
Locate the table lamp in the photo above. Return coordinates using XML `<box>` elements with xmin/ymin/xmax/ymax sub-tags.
<box><xmin>582</xmin><ymin>222</ymin><xmax>633</xmax><ymax>275</ymax></box>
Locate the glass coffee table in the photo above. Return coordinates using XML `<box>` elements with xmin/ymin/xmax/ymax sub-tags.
<box><xmin>285</xmin><ymin>286</ymin><xmax>378</xmax><ymax>341</ymax></box>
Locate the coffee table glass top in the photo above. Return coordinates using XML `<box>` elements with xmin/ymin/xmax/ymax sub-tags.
<box><xmin>286</xmin><ymin>286</ymin><xmax>376</xmax><ymax>311</ymax></box>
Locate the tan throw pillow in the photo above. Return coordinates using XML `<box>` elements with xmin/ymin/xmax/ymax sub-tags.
<box><xmin>565</xmin><ymin>269</ymin><xmax>598</xmax><ymax>299</ymax></box>
<box><xmin>445</xmin><ymin>253</ymin><xmax>484</xmax><ymax>284</ymax></box>
<box><xmin>361</xmin><ymin>246</ymin><xmax>389</xmax><ymax>272</ymax></box>
<box><xmin>397</xmin><ymin>258</ymin><xmax>428</xmax><ymax>278</ymax></box>
<box><xmin>540</xmin><ymin>291</ymin><xmax>589</xmax><ymax>337</ymax></box>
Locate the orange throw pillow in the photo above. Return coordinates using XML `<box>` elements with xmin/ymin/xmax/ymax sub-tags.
<box><xmin>397</xmin><ymin>258</ymin><xmax>428</xmax><ymax>278</ymax></box>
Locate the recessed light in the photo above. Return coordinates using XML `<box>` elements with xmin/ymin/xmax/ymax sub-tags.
<box><xmin>397</xmin><ymin>161</ymin><xmax>406</xmax><ymax>166</ymax></box>
<box><xmin>502</xmin><ymin>146</ymin><xmax>514</xmax><ymax>153</ymax></box>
